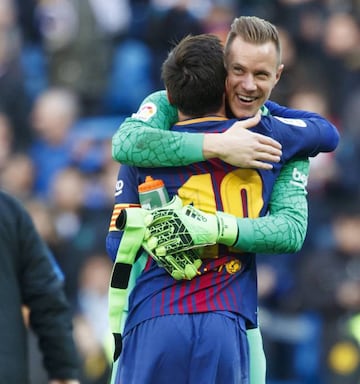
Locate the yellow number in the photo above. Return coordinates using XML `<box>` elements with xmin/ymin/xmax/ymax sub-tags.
<box><xmin>178</xmin><ymin>174</ymin><xmax>216</xmax><ymax>213</ymax></box>
<box><xmin>178</xmin><ymin>170</ymin><xmax>264</xmax><ymax>218</ymax></box>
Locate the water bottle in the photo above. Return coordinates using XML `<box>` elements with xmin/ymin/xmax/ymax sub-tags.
<box><xmin>138</xmin><ymin>176</ymin><xmax>169</xmax><ymax>209</ymax></box>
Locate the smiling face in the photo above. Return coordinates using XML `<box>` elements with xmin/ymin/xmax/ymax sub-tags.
<box><xmin>225</xmin><ymin>36</ymin><xmax>284</xmax><ymax>118</ymax></box>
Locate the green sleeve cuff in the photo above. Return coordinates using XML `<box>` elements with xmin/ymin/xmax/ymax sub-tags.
<box><xmin>234</xmin><ymin>218</ymin><xmax>256</xmax><ymax>250</ymax></box>
<box><xmin>181</xmin><ymin>133</ymin><xmax>206</xmax><ymax>163</ymax></box>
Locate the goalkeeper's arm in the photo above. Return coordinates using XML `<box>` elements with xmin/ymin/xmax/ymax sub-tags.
<box><xmin>234</xmin><ymin>158</ymin><xmax>309</xmax><ymax>253</ymax></box>
<box><xmin>112</xmin><ymin>91</ymin><xmax>281</xmax><ymax>169</ymax></box>
<box><xmin>145</xmin><ymin>158</ymin><xmax>309</xmax><ymax>256</ymax></box>
<box><xmin>112</xmin><ymin>90</ymin><xmax>204</xmax><ymax>167</ymax></box>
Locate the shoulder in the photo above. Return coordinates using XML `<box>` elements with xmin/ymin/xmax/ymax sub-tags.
<box><xmin>0</xmin><ymin>191</ymin><xmax>23</xmax><ymax>214</ymax></box>
<box><xmin>0</xmin><ymin>191</ymin><xmax>34</xmax><ymax>232</ymax></box>
<box><xmin>136</xmin><ymin>90</ymin><xmax>168</xmax><ymax>112</ymax></box>
<box><xmin>0</xmin><ymin>191</ymin><xmax>29</xmax><ymax>240</ymax></box>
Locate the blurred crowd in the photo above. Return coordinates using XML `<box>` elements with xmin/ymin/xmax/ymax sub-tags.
<box><xmin>0</xmin><ymin>0</ymin><xmax>359</xmax><ymax>383</ymax></box>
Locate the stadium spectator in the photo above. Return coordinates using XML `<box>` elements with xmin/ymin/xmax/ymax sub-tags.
<box><xmin>0</xmin><ymin>189</ymin><xmax>80</xmax><ymax>383</ymax></box>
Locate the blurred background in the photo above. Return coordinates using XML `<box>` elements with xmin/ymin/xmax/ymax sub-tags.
<box><xmin>0</xmin><ymin>0</ymin><xmax>359</xmax><ymax>383</ymax></box>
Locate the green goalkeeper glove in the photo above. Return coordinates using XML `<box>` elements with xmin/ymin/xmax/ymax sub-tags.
<box><xmin>146</xmin><ymin>247</ymin><xmax>202</xmax><ymax>280</ymax></box>
<box><xmin>144</xmin><ymin>204</ymin><xmax>239</xmax><ymax>257</ymax></box>
<box><xmin>116</xmin><ymin>197</ymin><xmax>203</xmax><ymax>280</ymax></box>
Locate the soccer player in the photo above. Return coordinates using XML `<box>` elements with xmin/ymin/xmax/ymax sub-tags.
<box><xmin>107</xmin><ymin>16</ymin><xmax>339</xmax><ymax>384</ymax></box>
<box><xmin>107</xmin><ymin>33</ymin><xmax>338</xmax><ymax>384</ymax></box>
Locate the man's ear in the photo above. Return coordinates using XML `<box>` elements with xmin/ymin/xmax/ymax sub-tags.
<box><xmin>274</xmin><ymin>63</ymin><xmax>284</xmax><ymax>86</ymax></box>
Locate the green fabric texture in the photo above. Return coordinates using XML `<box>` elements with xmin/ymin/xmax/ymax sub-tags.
<box><xmin>260</xmin><ymin>104</ymin><xmax>270</xmax><ymax>116</ymax></box>
<box><xmin>112</xmin><ymin>90</ymin><xmax>205</xmax><ymax>167</ymax></box>
<box><xmin>112</xmin><ymin>90</ymin><xmax>272</xmax><ymax>167</ymax></box>
<box><xmin>235</xmin><ymin>158</ymin><xmax>309</xmax><ymax>253</ymax></box>
<box><xmin>247</xmin><ymin>327</ymin><xmax>267</xmax><ymax>383</ymax></box>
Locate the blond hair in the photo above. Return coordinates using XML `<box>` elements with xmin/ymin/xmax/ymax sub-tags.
<box><xmin>224</xmin><ymin>16</ymin><xmax>282</xmax><ymax>65</ymax></box>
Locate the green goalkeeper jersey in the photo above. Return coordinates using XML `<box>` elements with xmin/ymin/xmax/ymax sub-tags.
<box><xmin>111</xmin><ymin>90</ymin><xmax>309</xmax><ymax>253</ymax></box>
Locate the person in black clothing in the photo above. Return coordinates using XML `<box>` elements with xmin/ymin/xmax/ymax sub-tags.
<box><xmin>0</xmin><ymin>190</ymin><xmax>80</xmax><ymax>384</ymax></box>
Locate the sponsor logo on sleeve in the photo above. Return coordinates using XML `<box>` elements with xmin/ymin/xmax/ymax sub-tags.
<box><xmin>274</xmin><ymin>116</ymin><xmax>307</xmax><ymax>127</ymax></box>
<box><xmin>290</xmin><ymin>167</ymin><xmax>308</xmax><ymax>190</ymax></box>
<box><xmin>131</xmin><ymin>102</ymin><xmax>157</xmax><ymax>121</ymax></box>
<box><xmin>115</xmin><ymin>179</ymin><xmax>124</xmax><ymax>197</ymax></box>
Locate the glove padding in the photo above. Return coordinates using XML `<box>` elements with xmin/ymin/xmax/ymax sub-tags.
<box><xmin>144</xmin><ymin>204</ymin><xmax>239</xmax><ymax>257</ymax></box>
<box><xmin>145</xmin><ymin>247</ymin><xmax>202</xmax><ymax>280</ymax></box>
<box><xmin>116</xmin><ymin>196</ymin><xmax>203</xmax><ymax>280</ymax></box>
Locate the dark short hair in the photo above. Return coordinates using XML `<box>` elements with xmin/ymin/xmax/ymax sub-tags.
<box><xmin>161</xmin><ymin>34</ymin><xmax>226</xmax><ymax>117</ymax></box>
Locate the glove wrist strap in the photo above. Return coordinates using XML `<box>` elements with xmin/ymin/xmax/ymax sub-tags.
<box><xmin>216</xmin><ymin>211</ymin><xmax>238</xmax><ymax>246</ymax></box>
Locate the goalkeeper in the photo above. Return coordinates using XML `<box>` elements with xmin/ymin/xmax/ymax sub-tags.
<box><xmin>108</xmin><ymin>18</ymin><xmax>339</xmax><ymax>384</ymax></box>
<box><xmin>106</xmin><ymin>30</ymin><xmax>339</xmax><ymax>384</ymax></box>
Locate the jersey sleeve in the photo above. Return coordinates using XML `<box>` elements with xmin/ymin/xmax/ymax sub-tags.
<box><xmin>106</xmin><ymin>165</ymin><xmax>141</xmax><ymax>262</ymax></box>
<box><xmin>234</xmin><ymin>158</ymin><xmax>309</xmax><ymax>253</ymax></box>
<box><xmin>265</xmin><ymin>100</ymin><xmax>339</xmax><ymax>153</ymax></box>
<box><xmin>265</xmin><ymin>100</ymin><xmax>323</xmax><ymax>119</ymax></box>
<box><xmin>112</xmin><ymin>90</ymin><xmax>205</xmax><ymax>167</ymax></box>
<box><xmin>261</xmin><ymin>115</ymin><xmax>339</xmax><ymax>158</ymax></box>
